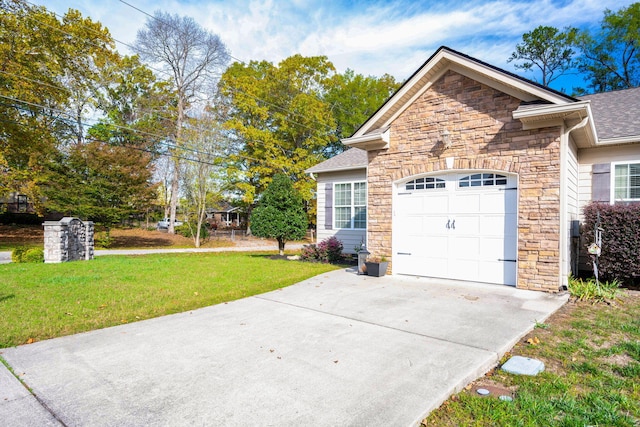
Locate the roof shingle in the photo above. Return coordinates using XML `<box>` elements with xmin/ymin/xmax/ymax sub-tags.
<box><xmin>306</xmin><ymin>148</ymin><xmax>367</xmax><ymax>173</ymax></box>
<box><xmin>579</xmin><ymin>87</ymin><xmax>640</xmax><ymax>139</ymax></box>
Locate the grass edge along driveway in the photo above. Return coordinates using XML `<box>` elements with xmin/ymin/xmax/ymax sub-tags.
<box><xmin>0</xmin><ymin>252</ymin><xmax>340</xmax><ymax>348</ymax></box>
<box><xmin>422</xmin><ymin>290</ymin><xmax>640</xmax><ymax>427</ymax></box>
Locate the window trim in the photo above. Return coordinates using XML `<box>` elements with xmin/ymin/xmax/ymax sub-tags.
<box><xmin>610</xmin><ymin>160</ymin><xmax>640</xmax><ymax>203</ymax></box>
<box><xmin>333</xmin><ymin>180</ymin><xmax>367</xmax><ymax>230</ymax></box>
<box><xmin>458</xmin><ymin>173</ymin><xmax>508</xmax><ymax>188</ymax></box>
<box><xmin>405</xmin><ymin>177</ymin><xmax>446</xmax><ymax>191</ymax></box>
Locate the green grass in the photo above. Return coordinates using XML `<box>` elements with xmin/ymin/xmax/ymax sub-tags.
<box><xmin>0</xmin><ymin>252</ymin><xmax>340</xmax><ymax>348</ymax></box>
<box><xmin>0</xmin><ymin>241</ymin><xmax>39</xmax><ymax>251</ymax></box>
<box><xmin>422</xmin><ymin>292</ymin><xmax>640</xmax><ymax>426</ymax></box>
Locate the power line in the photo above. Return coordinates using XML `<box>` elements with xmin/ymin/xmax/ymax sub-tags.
<box><xmin>0</xmin><ymin>94</ymin><xmax>218</xmax><ymax>160</ymax></box>
<box><xmin>16</xmin><ymin>0</ymin><xmax>340</xmax><ymax>139</ymax></box>
<box><xmin>0</xmin><ymin>105</ymin><xmax>224</xmax><ymax>167</ymax></box>
<box><xmin>115</xmin><ymin>0</ymin><xmax>349</xmax><ymax>129</ymax></box>
<box><xmin>0</xmin><ymin>94</ymin><xmax>299</xmax><ymax>166</ymax></box>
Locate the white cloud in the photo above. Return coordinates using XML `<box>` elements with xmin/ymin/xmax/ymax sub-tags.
<box><xmin>32</xmin><ymin>0</ymin><xmax>636</xmax><ymax>86</ymax></box>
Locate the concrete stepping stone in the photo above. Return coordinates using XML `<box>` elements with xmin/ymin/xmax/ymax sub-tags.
<box><xmin>501</xmin><ymin>355</ymin><xmax>545</xmax><ymax>376</ymax></box>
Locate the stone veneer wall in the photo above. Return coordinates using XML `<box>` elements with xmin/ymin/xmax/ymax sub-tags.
<box><xmin>43</xmin><ymin>217</ymin><xmax>94</xmax><ymax>263</ymax></box>
<box><xmin>367</xmin><ymin>70</ymin><xmax>562</xmax><ymax>292</ymax></box>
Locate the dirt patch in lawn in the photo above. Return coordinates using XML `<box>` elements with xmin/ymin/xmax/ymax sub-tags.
<box><xmin>0</xmin><ymin>224</ymin><xmax>43</xmax><ymax>246</ymax></box>
<box><xmin>0</xmin><ymin>224</ymin><xmax>248</xmax><ymax>249</ymax></box>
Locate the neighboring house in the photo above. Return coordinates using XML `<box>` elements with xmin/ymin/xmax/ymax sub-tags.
<box><xmin>205</xmin><ymin>202</ymin><xmax>245</xmax><ymax>228</ymax></box>
<box><xmin>0</xmin><ymin>192</ymin><xmax>35</xmax><ymax>214</ymax></box>
<box><xmin>307</xmin><ymin>46</ymin><xmax>640</xmax><ymax>292</ymax></box>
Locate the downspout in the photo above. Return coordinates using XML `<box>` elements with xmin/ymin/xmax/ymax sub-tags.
<box><xmin>559</xmin><ymin>116</ymin><xmax>589</xmax><ymax>289</ymax></box>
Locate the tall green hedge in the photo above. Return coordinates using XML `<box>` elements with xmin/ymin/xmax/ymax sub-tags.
<box><xmin>582</xmin><ymin>202</ymin><xmax>640</xmax><ymax>285</ymax></box>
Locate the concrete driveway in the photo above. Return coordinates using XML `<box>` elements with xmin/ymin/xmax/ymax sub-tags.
<box><xmin>0</xmin><ymin>270</ymin><xmax>567</xmax><ymax>426</ymax></box>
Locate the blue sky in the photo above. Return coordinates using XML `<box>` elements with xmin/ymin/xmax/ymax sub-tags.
<box><xmin>34</xmin><ymin>0</ymin><xmax>635</xmax><ymax>92</ymax></box>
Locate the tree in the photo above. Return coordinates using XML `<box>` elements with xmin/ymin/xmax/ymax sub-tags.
<box><xmin>135</xmin><ymin>11</ymin><xmax>229</xmax><ymax>234</ymax></box>
<box><xmin>324</xmin><ymin>69</ymin><xmax>399</xmax><ymax>153</ymax></box>
<box><xmin>218</xmin><ymin>55</ymin><xmax>336</xmax><ymax>228</ymax></box>
<box><xmin>576</xmin><ymin>3</ymin><xmax>640</xmax><ymax>93</ymax></box>
<box><xmin>180</xmin><ymin>113</ymin><xmax>224</xmax><ymax>248</ymax></box>
<box><xmin>43</xmin><ymin>140</ymin><xmax>157</xmax><ymax>232</ymax></box>
<box><xmin>0</xmin><ymin>1</ymin><xmax>118</xmax><ymax>210</ymax></box>
<box><xmin>251</xmin><ymin>174</ymin><xmax>307</xmax><ymax>255</ymax></box>
<box><xmin>508</xmin><ymin>25</ymin><xmax>578</xmax><ymax>87</ymax></box>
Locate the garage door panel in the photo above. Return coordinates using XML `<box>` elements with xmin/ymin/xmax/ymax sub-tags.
<box><xmin>422</xmin><ymin>236</ymin><xmax>449</xmax><ymax>257</ymax></box>
<box><xmin>452</xmin><ymin>236</ymin><xmax>480</xmax><ymax>259</ymax></box>
<box><xmin>396</xmin><ymin>216</ymin><xmax>424</xmax><ymax>235</ymax></box>
<box><xmin>453</xmin><ymin>260</ymin><xmax>480</xmax><ymax>281</ymax></box>
<box><xmin>396</xmin><ymin>196</ymin><xmax>423</xmax><ymax>214</ymax></box>
<box><xmin>480</xmin><ymin>261</ymin><xmax>517</xmax><ymax>286</ymax></box>
<box><xmin>451</xmin><ymin>193</ymin><xmax>480</xmax><ymax>213</ymax></box>
<box><xmin>479</xmin><ymin>192</ymin><xmax>509</xmax><ymax>214</ymax></box>
<box><xmin>480</xmin><ymin>215</ymin><xmax>505</xmax><ymax>236</ymax></box>
<box><xmin>451</xmin><ymin>216</ymin><xmax>480</xmax><ymax>234</ymax></box>
<box><xmin>394</xmin><ymin>255</ymin><xmax>448</xmax><ymax>278</ymax></box>
<box><xmin>422</xmin><ymin>215</ymin><xmax>451</xmax><ymax>234</ymax></box>
<box><xmin>480</xmin><ymin>237</ymin><xmax>510</xmax><ymax>258</ymax></box>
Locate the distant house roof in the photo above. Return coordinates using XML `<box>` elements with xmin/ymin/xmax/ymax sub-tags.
<box><xmin>206</xmin><ymin>201</ymin><xmax>240</xmax><ymax>213</ymax></box>
<box><xmin>579</xmin><ymin>87</ymin><xmax>640</xmax><ymax>140</ymax></box>
<box><xmin>306</xmin><ymin>148</ymin><xmax>368</xmax><ymax>173</ymax></box>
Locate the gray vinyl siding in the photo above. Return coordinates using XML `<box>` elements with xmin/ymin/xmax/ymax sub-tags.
<box><xmin>576</xmin><ymin>142</ymin><xmax>640</xmax><ymax>273</ymax></box>
<box><xmin>577</xmin><ymin>143</ymin><xmax>640</xmax><ymax>214</ymax></box>
<box><xmin>567</xmin><ymin>139</ymin><xmax>579</xmax><ymax>276</ymax></box>
<box><xmin>315</xmin><ymin>169</ymin><xmax>367</xmax><ymax>254</ymax></box>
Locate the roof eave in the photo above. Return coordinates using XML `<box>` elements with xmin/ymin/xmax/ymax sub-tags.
<box><xmin>595</xmin><ymin>135</ymin><xmax>640</xmax><ymax>146</ymax></box>
<box><xmin>512</xmin><ymin>101</ymin><xmax>598</xmax><ymax>147</ymax></box>
<box><xmin>307</xmin><ymin>165</ymin><xmax>367</xmax><ymax>174</ymax></box>
<box><xmin>342</xmin><ymin>128</ymin><xmax>390</xmax><ymax>151</ymax></box>
<box><xmin>351</xmin><ymin>46</ymin><xmax>577</xmax><ymax>139</ymax></box>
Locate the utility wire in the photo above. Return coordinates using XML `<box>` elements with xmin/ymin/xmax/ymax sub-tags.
<box><xmin>116</xmin><ymin>0</ymin><xmax>352</xmax><ymax>124</ymax></box>
<box><xmin>0</xmin><ymin>94</ymin><xmax>300</xmax><ymax>166</ymax></box>
<box><xmin>14</xmin><ymin>0</ymin><xmax>340</xmax><ymax>138</ymax></box>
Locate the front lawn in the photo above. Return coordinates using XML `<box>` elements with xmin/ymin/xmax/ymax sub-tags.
<box><xmin>422</xmin><ymin>291</ymin><xmax>640</xmax><ymax>426</ymax></box>
<box><xmin>0</xmin><ymin>252</ymin><xmax>340</xmax><ymax>348</ymax></box>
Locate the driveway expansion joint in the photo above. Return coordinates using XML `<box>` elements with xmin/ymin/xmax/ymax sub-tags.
<box><xmin>255</xmin><ymin>295</ymin><xmax>499</xmax><ymax>356</ymax></box>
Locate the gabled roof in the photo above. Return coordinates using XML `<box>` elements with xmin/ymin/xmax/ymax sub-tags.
<box><xmin>579</xmin><ymin>87</ymin><xmax>640</xmax><ymax>142</ymax></box>
<box><xmin>344</xmin><ymin>46</ymin><xmax>578</xmax><ymax>148</ymax></box>
<box><xmin>206</xmin><ymin>201</ymin><xmax>240</xmax><ymax>213</ymax></box>
<box><xmin>306</xmin><ymin>148</ymin><xmax>367</xmax><ymax>174</ymax></box>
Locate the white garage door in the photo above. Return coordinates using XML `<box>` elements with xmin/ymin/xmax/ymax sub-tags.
<box><xmin>393</xmin><ymin>172</ymin><xmax>517</xmax><ymax>286</ymax></box>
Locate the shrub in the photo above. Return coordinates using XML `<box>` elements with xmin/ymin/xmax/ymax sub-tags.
<box><xmin>175</xmin><ymin>223</ymin><xmax>209</xmax><ymax>240</ymax></box>
<box><xmin>300</xmin><ymin>244</ymin><xmax>321</xmax><ymax>262</ymax></box>
<box><xmin>300</xmin><ymin>237</ymin><xmax>343</xmax><ymax>263</ymax></box>
<box><xmin>11</xmin><ymin>246</ymin><xmax>27</xmax><ymax>263</ymax></box>
<box><xmin>582</xmin><ymin>202</ymin><xmax>640</xmax><ymax>284</ymax></box>
<box><xmin>568</xmin><ymin>275</ymin><xmax>619</xmax><ymax>301</ymax></box>
<box><xmin>94</xmin><ymin>232</ymin><xmax>113</xmax><ymax>248</ymax></box>
<box><xmin>317</xmin><ymin>236</ymin><xmax>343</xmax><ymax>263</ymax></box>
<box><xmin>22</xmin><ymin>247</ymin><xmax>44</xmax><ymax>263</ymax></box>
<box><xmin>11</xmin><ymin>246</ymin><xmax>44</xmax><ymax>263</ymax></box>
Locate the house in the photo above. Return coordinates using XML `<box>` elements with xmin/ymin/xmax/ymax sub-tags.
<box><xmin>205</xmin><ymin>201</ymin><xmax>245</xmax><ymax>228</ymax></box>
<box><xmin>307</xmin><ymin>46</ymin><xmax>640</xmax><ymax>292</ymax></box>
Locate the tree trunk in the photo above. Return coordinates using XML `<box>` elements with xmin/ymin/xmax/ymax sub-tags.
<box><xmin>168</xmin><ymin>96</ymin><xmax>185</xmax><ymax>235</ymax></box>
<box><xmin>278</xmin><ymin>237</ymin><xmax>285</xmax><ymax>256</ymax></box>
<box><xmin>245</xmin><ymin>205</ymin><xmax>253</xmax><ymax>236</ymax></box>
<box><xmin>168</xmin><ymin>159</ymin><xmax>179</xmax><ymax>234</ymax></box>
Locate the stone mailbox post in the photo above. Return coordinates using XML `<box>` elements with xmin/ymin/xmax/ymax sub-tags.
<box><xmin>43</xmin><ymin>217</ymin><xmax>94</xmax><ymax>263</ymax></box>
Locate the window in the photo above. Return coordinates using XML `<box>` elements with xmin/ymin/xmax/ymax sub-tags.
<box><xmin>405</xmin><ymin>177</ymin><xmax>445</xmax><ymax>191</ymax></box>
<box><xmin>613</xmin><ymin>162</ymin><xmax>640</xmax><ymax>201</ymax></box>
<box><xmin>334</xmin><ymin>182</ymin><xmax>366</xmax><ymax>229</ymax></box>
<box><xmin>459</xmin><ymin>173</ymin><xmax>507</xmax><ymax>188</ymax></box>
